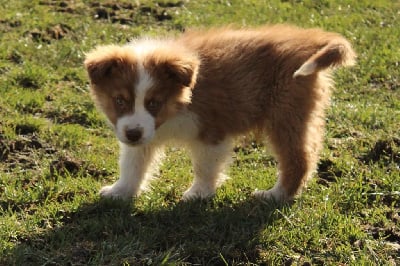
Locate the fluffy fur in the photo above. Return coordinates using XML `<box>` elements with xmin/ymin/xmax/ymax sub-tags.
<box><xmin>84</xmin><ymin>25</ymin><xmax>355</xmax><ymax>202</ymax></box>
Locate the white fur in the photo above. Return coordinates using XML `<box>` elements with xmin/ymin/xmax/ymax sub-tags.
<box><xmin>102</xmin><ymin>111</ymin><xmax>204</xmax><ymax>199</ymax></box>
<box><xmin>128</xmin><ymin>38</ymin><xmax>174</xmax><ymax>58</ymax></box>
<box><xmin>293</xmin><ymin>61</ymin><xmax>317</xmax><ymax>78</ymax></box>
<box><xmin>115</xmin><ymin>62</ymin><xmax>156</xmax><ymax>145</ymax></box>
<box><xmin>252</xmin><ymin>177</ymin><xmax>287</xmax><ymax>202</ymax></box>
<box><xmin>100</xmin><ymin>142</ymin><xmax>164</xmax><ymax>198</ymax></box>
<box><xmin>154</xmin><ymin>111</ymin><xmax>199</xmax><ymax>144</ymax></box>
<box><xmin>183</xmin><ymin>138</ymin><xmax>233</xmax><ymax>200</ymax></box>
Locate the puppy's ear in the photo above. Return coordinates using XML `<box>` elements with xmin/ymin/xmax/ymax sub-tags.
<box><xmin>146</xmin><ymin>51</ymin><xmax>199</xmax><ymax>88</ymax></box>
<box><xmin>84</xmin><ymin>58</ymin><xmax>118</xmax><ymax>84</ymax></box>
<box><xmin>162</xmin><ymin>56</ymin><xmax>199</xmax><ymax>88</ymax></box>
<box><xmin>84</xmin><ymin>45</ymin><xmax>135</xmax><ymax>84</ymax></box>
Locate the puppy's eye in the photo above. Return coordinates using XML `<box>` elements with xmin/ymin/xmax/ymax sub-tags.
<box><xmin>146</xmin><ymin>99</ymin><xmax>161</xmax><ymax>114</ymax></box>
<box><xmin>115</xmin><ymin>96</ymin><xmax>125</xmax><ymax>106</ymax></box>
<box><xmin>115</xmin><ymin>96</ymin><xmax>128</xmax><ymax>111</ymax></box>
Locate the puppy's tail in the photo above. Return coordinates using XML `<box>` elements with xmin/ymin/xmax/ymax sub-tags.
<box><xmin>293</xmin><ymin>37</ymin><xmax>356</xmax><ymax>78</ymax></box>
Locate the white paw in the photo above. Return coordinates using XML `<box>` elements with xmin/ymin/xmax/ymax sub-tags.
<box><xmin>182</xmin><ymin>184</ymin><xmax>216</xmax><ymax>201</ymax></box>
<box><xmin>99</xmin><ymin>183</ymin><xmax>135</xmax><ymax>200</ymax></box>
<box><xmin>252</xmin><ymin>185</ymin><xmax>288</xmax><ymax>203</ymax></box>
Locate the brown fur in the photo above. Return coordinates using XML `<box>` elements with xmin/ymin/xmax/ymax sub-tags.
<box><xmin>177</xmin><ymin>25</ymin><xmax>355</xmax><ymax>197</ymax></box>
<box><xmin>142</xmin><ymin>49</ymin><xmax>199</xmax><ymax>127</ymax></box>
<box><xmin>84</xmin><ymin>25</ymin><xmax>355</xmax><ymax>200</ymax></box>
<box><xmin>85</xmin><ymin>45</ymin><xmax>138</xmax><ymax>125</ymax></box>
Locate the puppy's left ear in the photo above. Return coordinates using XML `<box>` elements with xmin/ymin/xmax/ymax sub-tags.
<box><xmin>164</xmin><ymin>56</ymin><xmax>199</xmax><ymax>88</ymax></box>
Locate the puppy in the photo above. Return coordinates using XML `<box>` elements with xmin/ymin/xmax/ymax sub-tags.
<box><xmin>84</xmin><ymin>25</ymin><xmax>355</xmax><ymax>202</ymax></box>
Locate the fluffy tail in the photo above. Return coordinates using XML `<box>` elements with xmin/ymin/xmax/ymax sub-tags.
<box><xmin>293</xmin><ymin>38</ymin><xmax>356</xmax><ymax>78</ymax></box>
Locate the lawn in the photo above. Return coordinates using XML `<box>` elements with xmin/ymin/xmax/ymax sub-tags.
<box><xmin>0</xmin><ymin>0</ymin><xmax>399</xmax><ymax>265</ymax></box>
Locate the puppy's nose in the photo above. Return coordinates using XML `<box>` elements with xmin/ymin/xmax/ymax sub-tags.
<box><xmin>125</xmin><ymin>128</ymin><xmax>143</xmax><ymax>143</ymax></box>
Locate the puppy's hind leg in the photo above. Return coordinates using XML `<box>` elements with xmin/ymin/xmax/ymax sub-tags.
<box><xmin>183</xmin><ymin>138</ymin><xmax>233</xmax><ymax>200</ymax></box>
<box><xmin>100</xmin><ymin>143</ymin><xmax>164</xmax><ymax>200</ymax></box>
<box><xmin>254</xmin><ymin>108</ymin><xmax>326</xmax><ymax>203</ymax></box>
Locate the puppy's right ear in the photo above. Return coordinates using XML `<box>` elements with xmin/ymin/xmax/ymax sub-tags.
<box><xmin>84</xmin><ymin>58</ymin><xmax>116</xmax><ymax>84</ymax></box>
<box><xmin>84</xmin><ymin>45</ymin><xmax>135</xmax><ymax>84</ymax></box>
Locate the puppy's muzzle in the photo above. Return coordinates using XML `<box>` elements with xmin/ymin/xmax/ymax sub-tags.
<box><xmin>125</xmin><ymin>127</ymin><xmax>143</xmax><ymax>143</ymax></box>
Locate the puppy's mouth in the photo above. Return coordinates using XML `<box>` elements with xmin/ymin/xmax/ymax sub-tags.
<box><xmin>116</xmin><ymin>127</ymin><xmax>148</xmax><ymax>146</ymax></box>
<box><xmin>119</xmin><ymin>139</ymin><xmax>146</xmax><ymax>146</ymax></box>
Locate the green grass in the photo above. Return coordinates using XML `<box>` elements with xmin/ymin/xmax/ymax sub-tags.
<box><xmin>1</xmin><ymin>0</ymin><xmax>399</xmax><ymax>265</ymax></box>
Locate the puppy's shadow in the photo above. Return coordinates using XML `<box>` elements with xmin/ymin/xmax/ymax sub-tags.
<box><xmin>9</xmin><ymin>197</ymin><xmax>289</xmax><ymax>265</ymax></box>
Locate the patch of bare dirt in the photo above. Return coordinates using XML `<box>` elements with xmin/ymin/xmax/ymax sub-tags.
<box><xmin>47</xmin><ymin>23</ymin><xmax>72</xmax><ymax>39</ymax></box>
<box><xmin>361</xmin><ymin>138</ymin><xmax>400</xmax><ymax>166</ymax></box>
<box><xmin>8</xmin><ymin>51</ymin><xmax>23</xmax><ymax>64</ymax></box>
<box><xmin>0</xmin><ymin>129</ymin><xmax>110</xmax><ymax>179</ymax></box>
<box><xmin>15</xmin><ymin>123</ymin><xmax>40</xmax><ymax>135</ymax></box>
<box><xmin>317</xmin><ymin>159</ymin><xmax>342</xmax><ymax>186</ymax></box>
<box><xmin>89</xmin><ymin>1</ymin><xmax>180</xmax><ymax>25</ymax></box>
<box><xmin>39</xmin><ymin>0</ymin><xmax>185</xmax><ymax>26</ymax></box>
<box><xmin>0</xmin><ymin>19</ymin><xmax>22</xmax><ymax>33</ymax></box>
<box><xmin>0</xmin><ymin>132</ymin><xmax>53</xmax><ymax>171</ymax></box>
<box><xmin>364</xmin><ymin>222</ymin><xmax>400</xmax><ymax>245</ymax></box>
<box><xmin>39</xmin><ymin>0</ymin><xmax>80</xmax><ymax>13</ymax></box>
<box><xmin>49</xmin><ymin>155</ymin><xmax>110</xmax><ymax>179</ymax></box>
<box><xmin>25</xmin><ymin>24</ymin><xmax>72</xmax><ymax>43</ymax></box>
<box><xmin>45</xmin><ymin>110</ymin><xmax>93</xmax><ymax>127</ymax></box>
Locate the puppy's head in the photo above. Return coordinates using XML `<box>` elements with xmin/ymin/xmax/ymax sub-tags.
<box><xmin>84</xmin><ymin>42</ymin><xmax>199</xmax><ymax>145</ymax></box>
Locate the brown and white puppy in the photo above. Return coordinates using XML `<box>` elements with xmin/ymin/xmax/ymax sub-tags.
<box><xmin>84</xmin><ymin>25</ymin><xmax>355</xmax><ymax>202</ymax></box>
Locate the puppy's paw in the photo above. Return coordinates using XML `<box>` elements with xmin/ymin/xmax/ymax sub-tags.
<box><xmin>252</xmin><ymin>185</ymin><xmax>288</xmax><ymax>203</ymax></box>
<box><xmin>182</xmin><ymin>184</ymin><xmax>215</xmax><ymax>201</ymax></box>
<box><xmin>99</xmin><ymin>184</ymin><xmax>134</xmax><ymax>200</ymax></box>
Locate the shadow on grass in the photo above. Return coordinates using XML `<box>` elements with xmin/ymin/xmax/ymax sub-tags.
<box><xmin>8</xmin><ymin>197</ymin><xmax>288</xmax><ymax>265</ymax></box>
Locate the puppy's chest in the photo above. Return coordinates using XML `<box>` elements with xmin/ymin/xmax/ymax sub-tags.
<box><xmin>153</xmin><ymin>111</ymin><xmax>199</xmax><ymax>144</ymax></box>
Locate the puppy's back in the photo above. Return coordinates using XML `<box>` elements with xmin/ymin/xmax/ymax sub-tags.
<box><xmin>178</xmin><ymin>25</ymin><xmax>355</xmax><ymax>143</ymax></box>
<box><xmin>180</xmin><ymin>25</ymin><xmax>355</xmax><ymax>77</ymax></box>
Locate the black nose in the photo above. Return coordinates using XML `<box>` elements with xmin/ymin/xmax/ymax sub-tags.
<box><xmin>125</xmin><ymin>128</ymin><xmax>143</xmax><ymax>142</ymax></box>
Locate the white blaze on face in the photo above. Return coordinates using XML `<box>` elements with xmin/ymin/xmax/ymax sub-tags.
<box><xmin>115</xmin><ymin>61</ymin><xmax>156</xmax><ymax>145</ymax></box>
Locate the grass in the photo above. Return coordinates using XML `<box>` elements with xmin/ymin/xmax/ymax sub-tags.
<box><xmin>0</xmin><ymin>0</ymin><xmax>399</xmax><ymax>265</ymax></box>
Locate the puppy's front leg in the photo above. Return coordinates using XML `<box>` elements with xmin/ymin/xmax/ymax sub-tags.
<box><xmin>100</xmin><ymin>143</ymin><xmax>158</xmax><ymax>200</ymax></box>
<box><xmin>183</xmin><ymin>139</ymin><xmax>233</xmax><ymax>200</ymax></box>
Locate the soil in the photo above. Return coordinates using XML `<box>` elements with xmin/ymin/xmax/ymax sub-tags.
<box><xmin>23</xmin><ymin>1</ymin><xmax>185</xmax><ymax>46</ymax></box>
<box><xmin>317</xmin><ymin>159</ymin><xmax>342</xmax><ymax>186</ymax></box>
<box><xmin>37</xmin><ymin>0</ymin><xmax>184</xmax><ymax>29</ymax></box>
<box><xmin>361</xmin><ymin>138</ymin><xmax>400</xmax><ymax>166</ymax></box>
<box><xmin>0</xmin><ymin>130</ymin><xmax>110</xmax><ymax>179</ymax></box>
